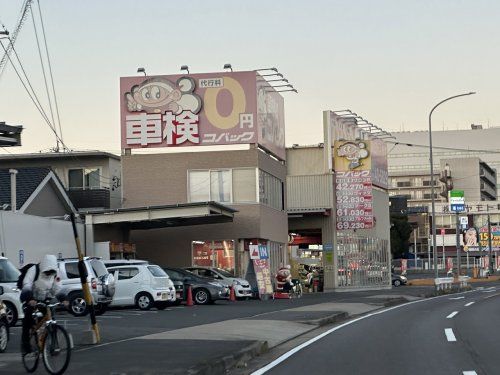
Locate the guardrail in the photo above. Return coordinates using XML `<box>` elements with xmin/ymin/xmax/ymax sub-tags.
<box><xmin>434</xmin><ymin>277</ymin><xmax>454</xmax><ymax>291</ymax></box>
<box><xmin>458</xmin><ymin>275</ymin><xmax>470</xmax><ymax>288</ymax></box>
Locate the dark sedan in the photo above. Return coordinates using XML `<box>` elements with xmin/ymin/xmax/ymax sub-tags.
<box><xmin>163</xmin><ymin>267</ymin><xmax>230</xmax><ymax>305</ymax></box>
<box><xmin>392</xmin><ymin>273</ymin><xmax>408</xmax><ymax>287</ymax></box>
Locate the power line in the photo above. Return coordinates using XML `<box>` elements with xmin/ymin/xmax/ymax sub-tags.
<box><xmin>386</xmin><ymin>140</ymin><xmax>500</xmax><ymax>154</ymax></box>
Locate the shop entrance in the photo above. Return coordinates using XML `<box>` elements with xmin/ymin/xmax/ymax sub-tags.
<box><xmin>191</xmin><ymin>240</ymin><xmax>235</xmax><ymax>274</ymax></box>
<box><xmin>288</xmin><ymin>228</ymin><xmax>324</xmax><ymax>292</ymax></box>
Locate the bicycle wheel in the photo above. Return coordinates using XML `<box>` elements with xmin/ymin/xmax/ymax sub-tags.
<box><xmin>0</xmin><ymin>320</ymin><xmax>8</xmax><ymax>353</ymax></box>
<box><xmin>42</xmin><ymin>324</ymin><xmax>71</xmax><ymax>375</ymax></box>
<box><xmin>22</xmin><ymin>332</ymin><xmax>40</xmax><ymax>373</ymax></box>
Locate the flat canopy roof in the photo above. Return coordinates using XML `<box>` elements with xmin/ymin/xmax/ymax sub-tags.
<box><xmin>82</xmin><ymin>201</ymin><xmax>236</xmax><ymax>230</ymax></box>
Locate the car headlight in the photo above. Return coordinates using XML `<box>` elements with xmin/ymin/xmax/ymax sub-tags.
<box><xmin>209</xmin><ymin>282</ymin><xmax>223</xmax><ymax>287</ymax></box>
<box><xmin>233</xmin><ymin>280</ymin><xmax>242</xmax><ymax>286</ymax></box>
<box><xmin>401</xmin><ymin>276</ymin><xmax>407</xmax><ymax>281</ymax></box>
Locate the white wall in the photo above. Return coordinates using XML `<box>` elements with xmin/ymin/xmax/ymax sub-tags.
<box><xmin>0</xmin><ymin>211</ymin><xmax>85</xmax><ymax>267</ymax></box>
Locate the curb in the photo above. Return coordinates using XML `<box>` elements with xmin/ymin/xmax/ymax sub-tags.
<box><xmin>185</xmin><ymin>341</ymin><xmax>269</xmax><ymax>375</ymax></box>
<box><xmin>298</xmin><ymin>312</ymin><xmax>348</xmax><ymax>326</ymax></box>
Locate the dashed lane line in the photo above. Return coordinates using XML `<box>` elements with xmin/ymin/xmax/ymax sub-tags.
<box><xmin>463</xmin><ymin>371</ymin><xmax>477</xmax><ymax>375</ymax></box>
<box><xmin>445</xmin><ymin>328</ymin><xmax>457</xmax><ymax>342</ymax></box>
<box><xmin>446</xmin><ymin>311</ymin><xmax>459</xmax><ymax>319</ymax></box>
<box><xmin>449</xmin><ymin>296</ymin><xmax>465</xmax><ymax>300</ymax></box>
<box><xmin>465</xmin><ymin>302</ymin><xmax>475</xmax><ymax>307</ymax></box>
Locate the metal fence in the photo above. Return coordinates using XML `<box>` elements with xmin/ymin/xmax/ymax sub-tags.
<box><xmin>337</xmin><ymin>233</ymin><xmax>390</xmax><ymax>288</ymax></box>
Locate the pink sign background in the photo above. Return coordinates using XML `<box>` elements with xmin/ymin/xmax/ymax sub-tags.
<box><xmin>120</xmin><ymin>71</ymin><xmax>285</xmax><ymax>160</ymax></box>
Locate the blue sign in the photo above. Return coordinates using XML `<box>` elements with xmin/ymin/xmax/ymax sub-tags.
<box><xmin>323</xmin><ymin>243</ymin><xmax>333</xmax><ymax>252</ymax></box>
<box><xmin>450</xmin><ymin>204</ymin><xmax>465</xmax><ymax>212</ymax></box>
<box><xmin>258</xmin><ymin>245</ymin><xmax>269</xmax><ymax>259</ymax></box>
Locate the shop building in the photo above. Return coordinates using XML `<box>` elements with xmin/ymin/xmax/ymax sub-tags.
<box><xmin>101</xmin><ymin>69</ymin><xmax>289</xmax><ymax>283</ymax></box>
<box><xmin>286</xmin><ymin>111</ymin><xmax>392</xmax><ymax>290</ymax></box>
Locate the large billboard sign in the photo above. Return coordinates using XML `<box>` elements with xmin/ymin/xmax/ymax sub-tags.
<box><xmin>324</xmin><ymin>111</ymin><xmax>388</xmax><ymax>189</ymax></box>
<box><xmin>120</xmin><ymin>71</ymin><xmax>285</xmax><ymax>160</ymax></box>
<box><xmin>335</xmin><ymin>170</ymin><xmax>374</xmax><ymax>230</ymax></box>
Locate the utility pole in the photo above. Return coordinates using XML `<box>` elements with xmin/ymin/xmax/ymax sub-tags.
<box><xmin>487</xmin><ymin>209</ymin><xmax>494</xmax><ymax>275</ymax></box>
<box><xmin>455</xmin><ymin>211</ymin><xmax>461</xmax><ymax>276</ymax></box>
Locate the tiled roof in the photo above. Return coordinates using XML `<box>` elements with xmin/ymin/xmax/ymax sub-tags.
<box><xmin>0</xmin><ymin>167</ymin><xmax>51</xmax><ymax>210</ymax></box>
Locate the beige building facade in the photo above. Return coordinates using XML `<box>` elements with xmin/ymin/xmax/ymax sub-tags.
<box><xmin>120</xmin><ymin>148</ymin><xmax>288</xmax><ymax>277</ymax></box>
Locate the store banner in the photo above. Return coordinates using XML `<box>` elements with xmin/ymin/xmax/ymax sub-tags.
<box><xmin>335</xmin><ymin>170</ymin><xmax>373</xmax><ymax>230</ymax></box>
<box><xmin>253</xmin><ymin>259</ymin><xmax>273</xmax><ymax>297</ymax></box>
<box><xmin>120</xmin><ymin>71</ymin><xmax>285</xmax><ymax>160</ymax></box>
<box><xmin>447</xmin><ymin>257</ymin><xmax>454</xmax><ymax>272</ymax></box>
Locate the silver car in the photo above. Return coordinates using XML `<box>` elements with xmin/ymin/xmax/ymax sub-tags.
<box><xmin>57</xmin><ymin>257</ymin><xmax>115</xmax><ymax>316</ymax></box>
<box><xmin>0</xmin><ymin>257</ymin><xmax>24</xmax><ymax>326</ymax></box>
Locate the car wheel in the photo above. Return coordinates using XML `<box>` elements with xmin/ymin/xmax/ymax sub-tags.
<box><xmin>194</xmin><ymin>289</ymin><xmax>210</xmax><ymax>305</ymax></box>
<box><xmin>393</xmin><ymin>279</ymin><xmax>402</xmax><ymax>287</ymax></box>
<box><xmin>94</xmin><ymin>303</ymin><xmax>108</xmax><ymax>316</ymax></box>
<box><xmin>3</xmin><ymin>301</ymin><xmax>18</xmax><ymax>327</ymax></box>
<box><xmin>136</xmin><ymin>293</ymin><xmax>154</xmax><ymax>310</ymax></box>
<box><xmin>69</xmin><ymin>292</ymin><xmax>88</xmax><ymax>317</ymax></box>
<box><xmin>0</xmin><ymin>320</ymin><xmax>8</xmax><ymax>353</ymax></box>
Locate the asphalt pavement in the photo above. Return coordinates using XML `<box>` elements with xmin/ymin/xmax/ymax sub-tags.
<box><xmin>246</xmin><ymin>286</ymin><xmax>500</xmax><ymax>375</ymax></box>
<box><xmin>1</xmin><ymin>283</ymin><xmax>497</xmax><ymax>374</ymax></box>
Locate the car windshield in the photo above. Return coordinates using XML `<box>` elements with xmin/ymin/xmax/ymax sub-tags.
<box><xmin>0</xmin><ymin>258</ymin><xmax>21</xmax><ymax>282</ymax></box>
<box><xmin>214</xmin><ymin>268</ymin><xmax>234</xmax><ymax>278</ymax></box>
<box><xmin>148</xmin><ymin>265</ymin><xmax>168</xmax><ymax>277</ymax></box>
<box><xmin>90</xmin><ymin>259</ymin><xmax>109</xmax><ymax>277</ymax></box>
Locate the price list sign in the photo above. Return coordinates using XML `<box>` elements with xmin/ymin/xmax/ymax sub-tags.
<box><xmin>336</xmin><ymin>170</ymin><xmax>374</xmax><ymax>230</ymax></box>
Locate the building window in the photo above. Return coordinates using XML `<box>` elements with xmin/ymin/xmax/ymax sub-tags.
<box><xmin>397</xmin><ymin>181</ymin><xmax>411</xmax><ymax>187</ymax></box>
<box><xmin>188</xmin><ymin>170</ymin><xmax>210</xmax><ymax>202</ymax></box>
<box><xmin>232</xmin><ymin>168</ymin><xmax>257</xmax><ymax>203</ymax></box>
<box><xmin>210</xmin><ymin>170</ymin><xmax>231</xmax><ymax>203</ymax></box>
<box><xmin>188</xmin><ymin>168</ymin><xmax>257</xmax><ymax>204</ymax></box>
<box><xmin>68</xmin><ymin>168</ymin><xmax>100</xmax><ymax>190</ymax></box>
<box><xmin>192</xmin><ymin>240</ymin><xmax>235</xmax><ymax>274</ymax></box>
<box><xmin>259</xmin><ymin>170</ymin><xmax>284</xmax><ymax>210</ymax></box>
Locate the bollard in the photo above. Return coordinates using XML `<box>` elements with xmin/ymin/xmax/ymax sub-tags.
<box><xmin>229</xmin><ymin>285</ymin><xmax>236</xmax><ymax>302</ymax></box>
<box><xmin>186</xmin><ymin>284</ymin><xmax>194</xmax><ymax>306</ymax></box>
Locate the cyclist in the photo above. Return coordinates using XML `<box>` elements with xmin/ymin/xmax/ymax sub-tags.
<box><xmin>20</xmin><ymin>254</ymin><xmax>68</xmax><ymax>353</ymax></box>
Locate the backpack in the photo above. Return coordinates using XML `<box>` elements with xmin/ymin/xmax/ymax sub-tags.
<box><xmin>16</xmin><ymin>263</ymin><xmax>40</xmax><ymax>290</ymax></box>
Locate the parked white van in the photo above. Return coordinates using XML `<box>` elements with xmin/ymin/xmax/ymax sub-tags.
<box><xmin>107</xmin><ymin>264</ymin><xmax>175</xmax><ymax>310</ymax></box>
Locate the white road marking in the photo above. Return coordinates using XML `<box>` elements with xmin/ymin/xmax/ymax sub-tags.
<box><xmin>449</xmin><ymin>296</ymin><xmax>465</xmax><ymax>300</ymax></box>
<box><xmin>97</xmin><ymin>315</ymin><xmax>122</xmax><ymax>319</ymax></box>
<box><xmin>463</xmin><ymin>371</ymin><xmax>477</xmax><ymax>375</ymax></box>
<box><xmin>250</xmin><ymin>291</ymin><xmax>479</xmax><ymax>375</ymax></box>
<box><xmin>446</xmin><ymin>311</ymin><xmax>459</xmax><ymax>319</ymax></box>
<box><xmin>465</xmin><ymin>302</ymin><xmax>475</xmax><ymax>307</ymax></box>
<box><xmin>482</xmin><ymin>289</ymin><xmax>496</xmax><ymax>293</ymax></box>
<box><xmin>445</xmin><ymin>328</ymin><xmax>457</xmax><ymax>342</ymax></box>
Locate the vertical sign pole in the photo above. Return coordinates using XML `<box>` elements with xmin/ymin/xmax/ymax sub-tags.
<box><xmin>455</xmin><ymin>212</ymin><xmax>461</xmax><ymax>276</ymax></box>
<box><xmin>70</xmin><ymin>213</ymin><xmax>100</xmax><ymax>343</ymax></box>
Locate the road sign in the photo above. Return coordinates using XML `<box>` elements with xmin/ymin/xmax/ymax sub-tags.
<box><xmin>258</xmin><ymin>245</ymin><xmax>269</xmax><ymax>259</ymax></box>
<box><xmin>249</xmin><ymin>245</ymin><xmax>260</xmax><ymax>260</ymax></box>
<box><xmin>449</xmin><ymin>190</ymin><xmax>465</xmax><ymax>212</ymax></box>
<box><xmin>460</xmin><ymin>216</ymin><xmax>468</xmax><ymax>225</ymax></box>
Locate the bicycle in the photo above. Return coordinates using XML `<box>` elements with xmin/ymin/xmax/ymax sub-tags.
<box><xmin>22</xmin><ymin>301</ymin><xmax>72</xmax><ymax>375</ymax></box>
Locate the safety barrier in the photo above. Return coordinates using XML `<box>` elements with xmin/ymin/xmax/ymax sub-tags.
<box><xmin>458</xmin><ymin>275</ymin><xmax>471</xmax><ymax>288</ymax></box>
<box><xmin>434</xmin><ymin>277</ymin><xmax>454</xmax><ymax>291</ymax></box>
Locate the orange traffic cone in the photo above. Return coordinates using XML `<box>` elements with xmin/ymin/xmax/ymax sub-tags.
<box><xmin>186</xmin><ymin>285</ymin><xmax>194</xmax><ymax>306</ymax></box>
<box><xmin>229</xmin><ymin>285</ymin><xmax>236</xmax><ymax>302</ymax></box>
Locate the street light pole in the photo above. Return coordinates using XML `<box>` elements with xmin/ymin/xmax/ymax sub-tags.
<box><xmin>429</xmin><ymin>92</ymin><xmax>476</xmax><ymax>280</ymax></box>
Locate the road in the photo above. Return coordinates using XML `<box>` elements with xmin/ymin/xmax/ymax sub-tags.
<box><xmin>251</xmin><ymin>286</ymin><xmax>500</xmax><ymax>375</ymax></box>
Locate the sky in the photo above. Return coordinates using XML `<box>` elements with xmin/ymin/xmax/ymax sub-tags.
<box><xmin>0</xmin><ymin>0</ymin><xmax>498</xmax><ymax>154</ymax></box>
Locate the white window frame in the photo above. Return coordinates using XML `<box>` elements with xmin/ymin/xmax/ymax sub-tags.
<box><xmin>68</xmin><ymin>167</ymin><xmax>102</xmax><ymax>190</ymax></box>
<box><xmin>187</xmin><ymin>169</ymin><xmax>233</xmax><ymax>203</ymax></box>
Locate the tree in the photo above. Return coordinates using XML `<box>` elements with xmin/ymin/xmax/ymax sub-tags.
<box><xmin>390</xmin><ymin>213</ymin><xmax>412</xmax><ymax>259</ymax></box>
